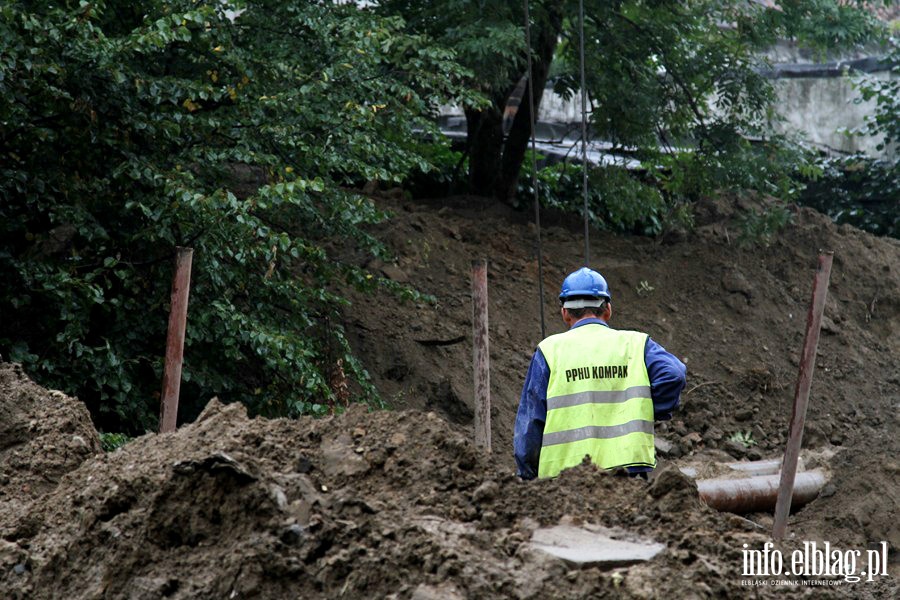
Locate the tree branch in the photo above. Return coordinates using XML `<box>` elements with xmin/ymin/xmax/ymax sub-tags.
<box><xmin>610</xmin><ymin>11</ymin><xmax>707</xmax><ymax>130</ymax></box>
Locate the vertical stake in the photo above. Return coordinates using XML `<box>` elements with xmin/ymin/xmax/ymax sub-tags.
<box><xmin>471</xmin><ymin>259</ymin><xmax>491</xmax><ymax>452</ymax></box>
<box><xmin>773</xmin><ymin>252</ymin><xmax>833</xmax><ymax>540</ymax></box>
<box><xmin>159</xmin><ymin>247</ymin><xmax>194</xmax><ymax>434</ymax></box>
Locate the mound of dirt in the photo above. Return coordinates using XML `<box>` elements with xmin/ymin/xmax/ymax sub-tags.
<box><xmin>345</xmin><ymin>193</ymin><xmax>900</xmax><ymax>566</ymax></box>
<box><xmin>0</xmin><ymin>387</ymin><xmax>834</xmax><ymax>600</ymax></box>
<box><xmin>0</xmin><ymin>362</ymin><xmax>101</xmax><ymax>527</ymax></box>
<box><xmin>1</xmin><ymin>370</ymin><xmax>896</xmax><ymax>599</ymax></box>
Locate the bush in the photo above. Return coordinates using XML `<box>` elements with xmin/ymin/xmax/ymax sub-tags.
<box><xmin>99</xmin><ymin>432</ymin><xmax>133</xmax><ymax>452</ymax></box>
<box><xmin>736</xmin><ymin>203</ymin><xmax>794</xmax><ymax>247</ymax></box>
<box><xmin>516</xmin><ymin>156</ymin><xmax>680</xmax><ymax>236</ymax></box>
<box><xmin>815</xmin><ymin>39</ymin><xmax>900</xmax><ymax>239</ymax></box>
<box><xmin>798</xmin><ymin>155</ymin><xmax>899</xmax><ymax>239</ymax></box>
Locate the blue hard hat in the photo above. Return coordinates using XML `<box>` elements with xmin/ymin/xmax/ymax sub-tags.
<box><xmin>559</xmin><ymin>267</ymin><xmax>611</xmax><ymax>301</ymax></box>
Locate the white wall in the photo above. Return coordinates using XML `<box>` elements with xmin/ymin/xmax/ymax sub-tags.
<box><xmin>770</xmin><ymin>72</ymin><xmax>894</xmax><ymax>157</ymax></box>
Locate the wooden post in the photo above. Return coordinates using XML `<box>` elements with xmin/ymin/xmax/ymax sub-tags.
<box><xmin>773</xmin><ymin>252</ymin><xmax>833</xmax><ymax>540</ymax></box>
<box><xmin>159</xmin><ymin>247</ymin><xmax>194</xmax><ymax>433</ymax></box>
<box><xmin>471</xmin><ymin>259</ymin><xmax>491</xmax><ymax>452</ymax></box>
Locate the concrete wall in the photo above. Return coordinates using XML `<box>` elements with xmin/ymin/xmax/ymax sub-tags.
<box><xmin>761</xmin><ymin>41</ymin><xmax>894</xmax><ymax>157</ymax></box>
<box><xmin>533</xmin><ymin>68</ymin><xmax>896</xmax><ymax>158</ymax></box>
<box><xmin>770</xmin><ymin>72</ymin><xmax>894</xmax><ymax>157</ymax></box>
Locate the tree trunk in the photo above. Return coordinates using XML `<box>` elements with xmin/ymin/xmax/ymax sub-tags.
<box><xmin>496</xmin><ymin>3</ymin><xmax>563</xmax><ymax>202</ymax></box>
<box><xmin>465</xmin><ymin>105</ymin><xmax>505</xmax><ymax>199</ymax></box>
<box><xmin>464</xmin><ymin>3</ymin><xmax>564</xmax><ymax>202</ymax></box>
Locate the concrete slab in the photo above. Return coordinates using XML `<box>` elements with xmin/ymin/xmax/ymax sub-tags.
<box><xmin>530</xmin><ymin>524</ymin><xmax>665</xmax><ymax>569</ymax></box>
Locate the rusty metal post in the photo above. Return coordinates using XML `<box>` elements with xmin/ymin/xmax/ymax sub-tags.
<box><xmin>697</xmin><ymin>470</ymin><xmax>827</xmax><ymax>514</ymax></box>
<box><xmin>773</xmin><ymin>252</ymin><xmax>833</xmax><ymax>540</ymax></box>
<box><xmin>471</xmin><ymin>259</ymin><xmax>491</xmax><ymax>453</ymax></box>
<box><xmin>159</xmin><ymin>247</ymin><xmax>194</xmax><ymax>433</ymax></box>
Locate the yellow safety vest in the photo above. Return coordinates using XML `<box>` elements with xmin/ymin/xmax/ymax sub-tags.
<box><xmin>537</xmin><ymin>324</ymin><xmax>655</xmax><ymax>478</ymax></box>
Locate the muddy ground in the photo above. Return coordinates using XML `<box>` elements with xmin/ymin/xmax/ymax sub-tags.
<box><xmin>1</xmin><ymin>194</ymin><xmax>898</xmax><ymax>598</ymax></box>
<box><xmin>347</xmin><ymin>193</ymin><xmax>900</xmax><ymax>556</ymax></box>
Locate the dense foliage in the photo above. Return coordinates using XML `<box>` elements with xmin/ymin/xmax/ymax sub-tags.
<box><xmin>792</xmin><ymin>35</ymin><xmax>898</xmax><ymax>239</ymax></box>
<box><xmin>799</xmin><ymin>155</ymin><xmax>899</xmax><ymax>238</ymax></box>
<box><xmin>855</xmin><ymin>39</ymin><xmax>900</xmax><ymax>154</ymax></box>
<box><xmin>0</xmin><ymin>1</ymin><xmax>475</xmax><ymax>432</ymax></box>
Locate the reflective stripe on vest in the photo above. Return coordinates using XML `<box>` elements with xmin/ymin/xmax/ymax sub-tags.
<box><xmin>537</xmin><ymin>324</ymin><xmax>655</xmax><ymax>478</ymax></box>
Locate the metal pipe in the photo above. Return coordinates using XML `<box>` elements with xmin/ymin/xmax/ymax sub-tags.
<box><xmin>160</xmin><ymin>246</ymin><xmax>194</xmax><ymax>433</ymax></box>
<box><xmin>471</xmin><ymin>259</ymin><xmax>491</xmax><ymax>452</ymax></box>
<box><xmin>697</xmin><ymin>470</ymin><xmax>827</xmax><ymax>514</ymax></box>
<box><xmin>773</xmin><ymin>253</ymin><xmax>833</xmax><ymax>540</ymax></box>
<box><xmin>679</xmin><ymin>458</ymin><xmax>803</xmax><ymax>479</ymax></box>
<box><xmin>730</xmin><ymin>458</ymin><xmax>788</xmax><ymax>476</ymax></box>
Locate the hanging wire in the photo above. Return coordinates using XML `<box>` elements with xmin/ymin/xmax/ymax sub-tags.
<box><xmin>578</xmin><ymin>0</ymin><xmax>590</xmax><ymax>266</ymax></box>
<box><xmin>523</xmin><ymin>0</ymin><xmax>546</xmax><ymax>339</ymax></box>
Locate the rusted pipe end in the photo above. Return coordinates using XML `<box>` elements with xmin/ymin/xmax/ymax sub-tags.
<box><xmin>696</xmin><ymin>469</ymin><xmax>827</xmax><ymax>514</ymax></box>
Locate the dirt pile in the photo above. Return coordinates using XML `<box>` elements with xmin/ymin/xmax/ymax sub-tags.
<box><xmin>0</xmin><ymin>362</ymin><xmax>101</xmax><ymax>527</ymax></box>
<box><xmin>3</xmin><ymin>378</ymin><xmax>848</xmax><ymax>600</ymax></box>
<box><xmin>2</xmin><ymin>341</ymin><xmax>897</xmax><ymax>598</ymax></box>
<box><xmin>346</xmin><ymin>193</ymin><xmax>900</xmax><ymax>562</ymax></box>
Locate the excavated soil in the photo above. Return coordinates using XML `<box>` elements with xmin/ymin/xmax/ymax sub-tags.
<box><xmin>0</xmin><ymin>363</ymin><xmax>101</xmax><ymax>531</ymax></box>
<box><xmin>347</xmin><ymin>193</ymin><xmax>900</xmax><ymax>557</ymax></box>
<box><xmin>1</xmin><ymin>193</ymin><xmax>898</xmax><ymax>598</ymax></box>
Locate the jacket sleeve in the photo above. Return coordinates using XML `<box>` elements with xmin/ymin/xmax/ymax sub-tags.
<box><xmin>514</xmin><ymin>348</ymin><xmax>549</xmax><ymax>480</ymax></box>
<box><xmin>644</xmin><ymin>337</ymin><xmax>686</xmax><ymax>421</ymax></box>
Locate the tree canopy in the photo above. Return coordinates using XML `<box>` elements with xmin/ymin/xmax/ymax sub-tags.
<box><xmin>381</xmin><ymin>0</ymin><xmax>885</xmax><ymax>219</ymax></box>
<box><xmin>0</xmin><ymin>0</ymin><xmax>476</xmax><ymax>431</ymax></box>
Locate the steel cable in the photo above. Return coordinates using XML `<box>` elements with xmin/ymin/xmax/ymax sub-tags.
<box><xmin>578</xmin><ymin>0</ymin><xmax>590</xmax><ymax>266</ymax></box>
<box><xmin>523</xmin><ymin>0</ymin><xmax>546</xmax><ymax>339</ymax></box>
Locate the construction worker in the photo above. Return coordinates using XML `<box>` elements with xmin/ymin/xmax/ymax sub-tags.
<box><xmin>514</xmin><ymin>267</ymin><xmax>686</xmax><ymax>479</ymax></box>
